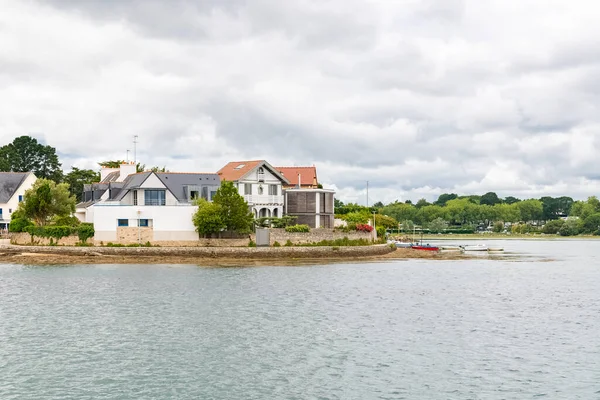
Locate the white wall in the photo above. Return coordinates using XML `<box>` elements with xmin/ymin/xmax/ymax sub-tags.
<box><xmin>1</xmin><ymin>173</ymin><xmax>36</xmax><ymax>224</ymax></box>
<box><xmin>92</xmin><ymin>204</ymin><xmax>198</xmax><ymax>241</ymax></box>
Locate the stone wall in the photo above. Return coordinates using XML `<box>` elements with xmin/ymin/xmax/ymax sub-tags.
<box><xmin>2</xmin><ymin>243</ymin><xmax>395</xmax><ymax>260</ymax></box>
<box><xmin>11</xmin><ymin>228</ymin><xmax>375</xmax><ymax>247</ymax></box>
<box><xmin>11</xmin><ymin>232</ymin><xmax>83</xmax><ymax>246</ymax></box>
<box><xmin>269</xmin><ymin>228</ymin><xmax>374</xmax><ymax>245</ymax></box>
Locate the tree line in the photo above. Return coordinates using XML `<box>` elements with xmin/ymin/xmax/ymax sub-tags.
<box><xmin>336</xmin><ymin>192</ymin><xmax>600</xmax><ymax>236</ymax></box>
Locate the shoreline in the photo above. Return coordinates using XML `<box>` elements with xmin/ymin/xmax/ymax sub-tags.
<box><xmin>0</xmin><ymin>244</ymin><xmax>482</xmax><ymax>265</ymax></box>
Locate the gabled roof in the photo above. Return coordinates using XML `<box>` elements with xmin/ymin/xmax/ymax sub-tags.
<box><xmin>276</xmin><ymin>166</ymin><xmax>318</xmax><ymax>187</ymax></box>
<box><xmin>217</xmin><ymin>160</ymin><xmax>290</xmax><ymax>184</ymax></box>
<box><xmin>109</xmin><ymin>171</ymin><xmax>221</xmax><ymax>202</ymax></box>
<box><xmin>0</xmin><ymin>172</ymin><xmax>31</xmax><ymax>203</ymax></box>
<box><xmin>100</xmin><ymin>171</ymin><xmax>120</xmax><ymax>183</ymax></box>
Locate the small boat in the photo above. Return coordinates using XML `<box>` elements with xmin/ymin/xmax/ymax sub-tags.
<box><xmin>411</xmin><ymin>244</ymin><xmax>439</xmax><ymax>251</ymax></box>
<box><xmin>460</xmin><ymin>244</ymin><xmax>488</xmax><ymax>251</ymax></box>
<box><xmin>440</xmin><ymin>245</ymin><xmax>462</xmax><ymax>251</ymax></box>
<box><xmin>487</xmin><ymin>247</ymin><xmax>504</xmax><ymax>252</ymax></box>
<box><xmin>394</xmin><ymin>241</ymin><xmax>413</xmax><ymax>248</ymax></box>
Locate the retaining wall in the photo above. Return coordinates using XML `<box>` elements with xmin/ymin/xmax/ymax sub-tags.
<box><xmin>1</xmin><ymin>243</ymin><xmax>395</xmax><ymax>260</ymax></box>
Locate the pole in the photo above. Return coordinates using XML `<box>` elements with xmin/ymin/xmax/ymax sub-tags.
<box><xmin>126</xmin><ymin>150</ymin><xmax>130</xmax><ymax>162</ymax></box>
<box><xmin>133</xmin><ymin>135</ymin><xmax>138</xmax><ymax>165</ymax></box>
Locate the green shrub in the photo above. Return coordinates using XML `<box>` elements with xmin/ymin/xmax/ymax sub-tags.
<box><xmin>559</xmin><ymin>219</ymin><xmax>581</xmax><ymax>236</ymax></box>
<box><xmin>248</xmin><ymin>240</ymin><xmax>256</xmax><ymax>247</ymax></box>
<box><xmin>77</xmin><ymin>223</ymin><xmax>95</xmax><ymax>244</ymax></box>
<box><xmin>272</xmin><ymin>241</ymin><xmax>281</xmax><ymax>247</ymax></box>
<box><xmin>52</xmin><ymin>215</ymin><xmax>81</xmax><ymax>227</ymax></box>
<box><xmin>376</xmin><ymin>226</ymin><xmax>386</xmax><ymax>238</ymax></box>
<box><xmin>9</xmin><ymin>217</ymin><xmax>34</xmax><ymax>233</ymax></box>
<box><xmin>26</xmin><ymin>225</ymin><xmax>73</xmax><ymax>240</ymax></box>
<box><xmin>542</xmin><ymin>219</ymin><xmax>564</xmax><ymax>234</ymax></box>
<box><xmin>492</xmin><ymin>221</ymin><xmax>504</xmax><ymax>233</ymax></box>
<box><xmin>285</xmin><ymin>224</ymin><xmax>310</xmax><ymax>233</ymax></box>
<box><xmin>284</xmin><ymin>239</ymin><xmax>293</xmax><ymax>247</ymax></box>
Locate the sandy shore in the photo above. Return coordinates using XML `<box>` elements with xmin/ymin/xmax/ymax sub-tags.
<box><xmin>0</xmin><ymin>246</ymin><xmax>486</xmax><ymax>266</ymax></box>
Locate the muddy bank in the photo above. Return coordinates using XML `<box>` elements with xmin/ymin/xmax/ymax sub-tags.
<box><xmin>0</xmin><ymin>244</ymin><xmax>395</xmax><ymax>265</ymax></box>
<box><xmin>0</xmin><ymin>244</ymin><xmax>496</xmax><ymax>266</ymax></box>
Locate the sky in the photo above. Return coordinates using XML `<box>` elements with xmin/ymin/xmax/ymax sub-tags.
<box><xmin>1</xmin><ymin>0</ymin><xmax>600</xmax><ymax>204</ymax></box>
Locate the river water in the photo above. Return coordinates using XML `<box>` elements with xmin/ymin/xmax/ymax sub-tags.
<box><xmin>1</xmin><ymin>240</ymin><xmax>599</xmax><ymax>399</ymax></box>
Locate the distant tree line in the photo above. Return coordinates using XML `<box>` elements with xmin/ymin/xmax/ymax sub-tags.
<box><xmin>335</xmin><ymin>192</ymin><xmax>600</xmax><ymax>236</ymax></box>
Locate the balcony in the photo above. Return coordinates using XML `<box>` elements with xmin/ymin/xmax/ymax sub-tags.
<box><xmin>244</xmin><ymin>195</ymin><xmax>283</xmax><ymax>205</ymax></box>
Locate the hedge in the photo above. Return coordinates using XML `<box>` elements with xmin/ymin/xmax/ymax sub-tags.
<box><xmin>285</xmin><ymin>224</ymin><xmax>310</xmax><ymax>233</ymax></box>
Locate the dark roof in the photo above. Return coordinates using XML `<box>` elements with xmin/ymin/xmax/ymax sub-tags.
<box><xmin>100</xmin><ymin>171</ymin><xmax>120</xmax><ymax>183</ymax></box>
<box><xmin>109</xmin><ymin>172</ymin><xmax>221</xmax><ymax>202</ymax></box>
<box><xmin>0</xmin><ymin>172</ymin><xmax>30</xmax><ymax>203</ymax></box>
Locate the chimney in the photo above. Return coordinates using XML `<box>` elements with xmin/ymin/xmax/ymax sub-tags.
<box><xmin>297</xmin><ymin>173</ymin><xmax>301</xmax><ymax>189</ymax></box>
<box><xmin>119</xmin><ymin>161</ymin><xmax>137</xmax><ymax>181</ymax></box>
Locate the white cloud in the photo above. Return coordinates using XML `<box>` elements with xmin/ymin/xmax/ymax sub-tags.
<box><xmin>2</xmin><ymin>0</ymin><xmax>600</xmax><ymax>203</ymax></box>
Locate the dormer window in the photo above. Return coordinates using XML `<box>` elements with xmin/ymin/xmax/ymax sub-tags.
<box><xmin>258</xmin><ymin>167</ymin><xmax>265</xmax><ymax>182</ymax></box>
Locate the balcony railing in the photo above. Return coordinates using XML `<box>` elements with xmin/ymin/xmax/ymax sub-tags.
<box><xmin>244</xmin><ymin>195</ymin><xmax>283</xmax><ymax>205</ymax></box>
<box><xmin>144</xmin><ymin>199</ymin><xmax>166</xmax><ymax>206</ymax></box>
<box><xmin>257</xmin><ymin>173</ymin><xmax>265</xmax><ymax>182</ymax></box>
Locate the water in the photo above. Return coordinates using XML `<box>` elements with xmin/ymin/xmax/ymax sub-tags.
<box><xmin>1</xmin><ymin>240</ymin><xmax>599</xmax><ymax>399</ymax></box>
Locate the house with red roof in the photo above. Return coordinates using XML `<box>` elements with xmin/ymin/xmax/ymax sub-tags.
<box><xmin>217</xmin><ymin>160</ymin><xmax>290</xmax><ymax>219</ymax></box>
<box><xmin>276</xmin><ymin>166</ymin><xmax>319</xmax><ymax>189</ymax></box>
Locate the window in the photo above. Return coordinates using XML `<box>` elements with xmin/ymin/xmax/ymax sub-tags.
<box><xmin>258</xmin><ymin>185</ymin><xmax>263</xmax><ymax>195</ymax></box>
<box><xmin>133</xmin><ymin>191</ymin><xmax>138</xmax><ymax>205</ymax></box>
<box><xmin>18</xmin><ymin>195</ymin><xmax>23</xmax><ymax>202</ymax></box>
<box><xmin>118</xmin><ymin>219</ymin><xmax>129</xmax><ymax>227</ymax></box>
<box><xmin>0</xmin><ymin>208</ymin><xmax>2</xmax><ymax>216</ymax></box>
<box><xmin>244</xmin><ymin>183</ymin><xmax>252</xmax><ymax>195</ymax></box>
<box><xmin>139</xmin><ymin>219</ymin><xmax>149</xmax><ymax>227</ymax></box>
<box><xmin>269</xmin><ymin>185</ymin><xmax>278</xmax><ymax>196</ymax></box>
<box><xmin>9</xmin><ymin>209</ymin><xmax>12</xmax><ymax>213</ymax></box>
<box><xmin>201</xmin><ymin>187</ymin><xmax>208</xmax><ymax>200</ymax></box>
<box><xmin>145</xmin><ymin>190</ymin><xmax>166</xmax><ymax>206</ymax></box>
<box><xmin>210</xmin><ymin>191</ymin><xmax>217</xmax><ymax>200</ymax></box>
<box><xmin>234</xmin><ymin>164</ymin><xmax>245</xmax><ymax>170</ymax></box>
<box><xmin>258</xmin><ymin>167</ymin><xmax>265</xmax><ymax>182</ymax></box>
<box><xmin>190</xmin><ymin>190</ymin><xmax>199</xmax><ymax>200</ymax></box>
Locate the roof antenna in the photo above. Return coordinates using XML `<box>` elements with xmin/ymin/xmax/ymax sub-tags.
<box><xmin>133</xmin><ymin>135</ymin><xmax>138</xmax><ymax>165</ymax></box>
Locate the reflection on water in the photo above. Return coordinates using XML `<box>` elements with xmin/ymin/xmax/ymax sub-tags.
<box><xmin>0</xmin><ymin>240</ymin><xmax>599</xmax><ymax>399</ymax></box>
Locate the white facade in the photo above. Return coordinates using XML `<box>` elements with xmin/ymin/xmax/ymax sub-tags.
<box><xmin>92</xmin><ymin>204</ymin><xmax>198</xmax><ymax>242</ymax></box>
<box><xmin>235</xmin><ymin>164</ymin><xmax>285</xmax><ymax>218</ymax></box>
<box><xmin>0</xmin><ymin>172</ymin><xmax>37</xmax><ymax>230</ymax></box>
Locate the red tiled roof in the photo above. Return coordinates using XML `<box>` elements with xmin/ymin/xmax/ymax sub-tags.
<box><xmin>276</xmin><ymin>166</ymin><xmax>318</xmax><ymax>186</ymax></box>
<box><xmin>217</xmin><ymin>160</ymin><xmax>264</xmax><ymax>182</ymax></box>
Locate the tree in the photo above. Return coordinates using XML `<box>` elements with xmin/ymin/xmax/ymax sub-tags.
<box><xmin>0</xmin><ymin>136</ymin><xmax>62</xmax><ymax>181</ymax></box>
<box><xmin>504</xmin><ymin>196</ymin><xmax>521</xmax><ymax>205</ymax></box>
<box><xmin>211</xmin><ymin>180</ymin><xmax>254</xmax><ymax>233</ymax></box>
<box><xmin>192</xmin><ymin>199</ymin><xmax>226</xmax><ymax>237</ymax></box>
<box><xmin>559</xmin><ymin>219</ymin><xmax>581</xmax><ymax>236</ymax></box>
<box><xmin>401</xmin><ymin>220</ymin><xmax>414</xmax><ymax>232</ymax></box>
<box><xmin>517</xmin><ymin>199</ymin><xmax>543</xmax><ymax>222</ymax></box>
<box><xmin>373</xmin><ymin>201</ymin><xmax>384</xmax><ymax>208</ymax></box>
<box><xmin>582</xmin><ymin>213</ymin><xmax>600</xmax><ymax>234</ymax></box>
<box><xmin>374</xmin><ymin>214</ymin><xmax>398</xmax><ymax>229</ymax></box>
<box><xmin>542</xmin><ymin>219</ymin><xmax>564</xmax><ymax>234</ymax></box>
<box><xmin>63</xmin><ymin>167</ymin><xmax>100</xmax><ymax>201</ymax></box>
<box><xmin>17</xmin><ymin>179</ymin><xmax>76</xmax><ymax>226</ymax></box>
<box><xmin>480</xmin><ymin>192</ymin><xmax>501</xmax><ymax>206</ymax></box>
<box><xmin>334</xmin><ymin>198</ymin><xmax>344</xmax><ymax>209</ymax></box>
<box><xmin>381</xmin><ymin>202</ymin><xmax>416</xmax><ymax>223</ymax></box>
<box><xmin>428</xmin><ymin>217</ymin><xmax>448</xmax><ymax>233</ymax></box>
<box><xmin>99</xmin><ymin>161</ymin><xmax>167</xmax><ymax>173</ymax></box>
<box><xmin>434</xmin><ymin>193</ymin><xmax>457</xmax><ymax>206</ymax></box>
<box><xmin>415</xmin><ymin>198</ymin><xmax>430</xmax><ymax>208</ymax></box>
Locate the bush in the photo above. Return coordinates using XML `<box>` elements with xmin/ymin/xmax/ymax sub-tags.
<box><xmin>559</xmin><ymin>219</ymin><xmax>581</xmax><ymax>236</ymax></box>
<box><xmin>492</xmin><ymin>221</ymin><xmax>504</xmax><ymax>233</ymax></box>
<box><xmin>248</xmin><ymin>240</ymin><xmax>256</xmax><ymax>247</ymax></box>
<box><xmin>52</xmin><ymin>215</ymin><xmax>81</xmax><ymax>227</ymax></box>
<box><xmin>285</xmin><ymin>224</ymin><xmax>310</xmax><ymax>233</ymax></box>
<box><xmin>77</xmin><ymin>223</ymin><xmax>95</xmax><ymax>244</ymax></box>
<box><xmin>26</xmin><ymin>225</ymin><xmax>73</xmax><ymax>240</ymax></box>
<box><xmin>9</xmin><ymin>217</ymin><xmax>34</xmax><ymax>233</ymax></box>
<box><xmin>542</xmin><ymin>219</ymin><xmax>564</xmax><ymax>234</ymax></box>
<box><xmin>355</xmin><ymin>224</ymin><xmax>373</xmax><ymax>232</ymax></box>
<box><xmin>376</xmin><ymin>226</ymin><xmax>386</xmax><ymax>238</ymax></box>
<box><xmin>272</xmin><ymin>241</ymin><xmax>281</xmax><ymax>247</ymax></box>
<box><xmin>284</xmin><ymin>239</ymin><xmax>293</xmax><ymax>247</ymax></box>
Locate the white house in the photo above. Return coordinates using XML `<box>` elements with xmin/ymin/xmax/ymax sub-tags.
<box><xmin>0</xmin><ymin>172</ymin><xmax>37</xmax><ymax>231</ymax></box>
<box><xmin>217</xmin><ymin>160</ymin><xmax>290</xmax><ymax>219</ymax></box>
<box><xmin>77</xmin><ymin>163</ymin><xmax>220</xmax><ymax>243</ymax></box>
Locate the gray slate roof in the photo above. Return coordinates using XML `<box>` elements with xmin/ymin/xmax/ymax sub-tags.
<box><xmin>110</xmin><ymin>172</ymin><xmax>221</xmax><ymax>202</ymax></box>
<box><xmin>0</xmin><ymin>172</ymin><xmax>30</xmax><ymax>203</ymax></box>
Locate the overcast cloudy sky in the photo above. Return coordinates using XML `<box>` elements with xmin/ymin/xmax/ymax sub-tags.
<box><xmin>2</xmin><ymin>0</ymin><xmax>600</xmax><ymax>204</ymax></box>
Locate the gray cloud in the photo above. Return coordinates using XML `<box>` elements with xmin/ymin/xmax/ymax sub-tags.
<box><xmin>2</xmin><ymin>0</ymin><xmax>600</xmax><ymax>204</ymax></box>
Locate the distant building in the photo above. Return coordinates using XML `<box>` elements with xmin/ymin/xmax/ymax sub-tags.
<box><xmin>284</xmin><ymin>188</ymin><xmax>335</xmax><ymax>228</ymax></box>
<box><xmin>276</xmin><ymin>166</ymin><xmax>319</xmax><ymax>189</ymax></box>
<box><xmin>217</xmin><ymin>160</ymin><xmax>289</xmax><ymax>219</ymax></box>
<box><xmin>0</xmin><ymin>172</ymin><xmax>37</xmax><ymax>231</ymax></box>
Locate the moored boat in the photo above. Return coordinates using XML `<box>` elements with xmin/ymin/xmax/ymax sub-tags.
<box><xmin>412</xmin><ymin>245</ymin><xmax>439</xmax><ymax>251</ymax></box>
<box><xmin>394</xmin><ymin>241</ymin><xmax>413</xmax><ymax>248</ymax></box>
<box><xmin>461</xmin><ymin>244</ymin><xmax>489</xmax><ymax>251</ymax></box>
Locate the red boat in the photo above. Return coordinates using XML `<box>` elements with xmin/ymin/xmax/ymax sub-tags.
<box><xmin>411</xmin><ymin>245</ymin><xmax>439</xmax><ymax>251</ymax></box>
